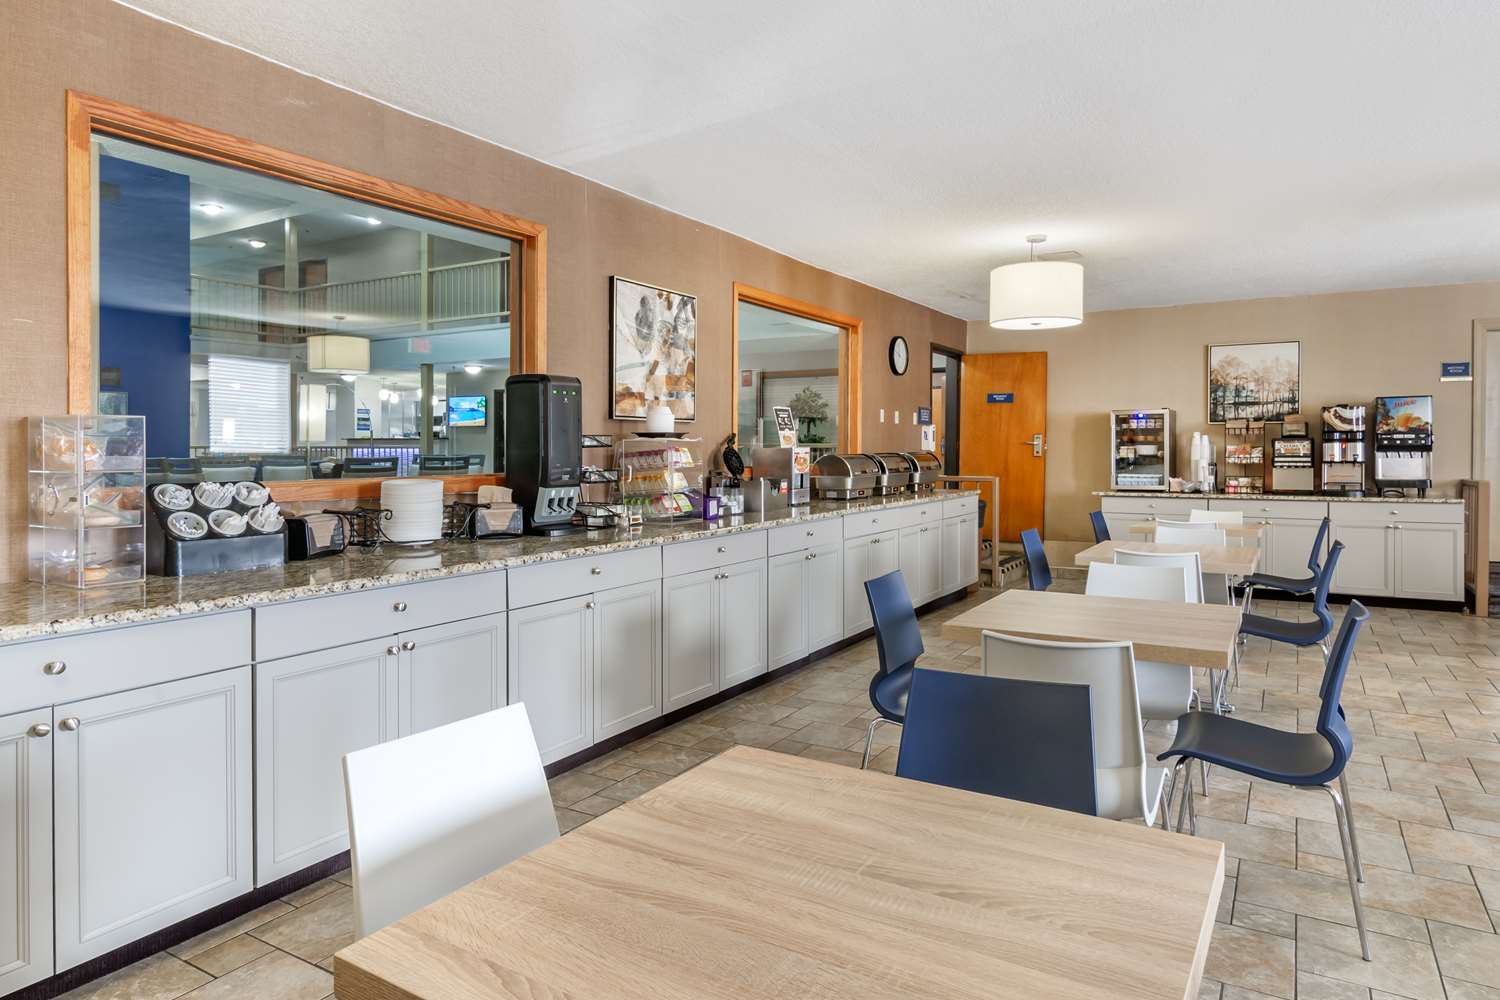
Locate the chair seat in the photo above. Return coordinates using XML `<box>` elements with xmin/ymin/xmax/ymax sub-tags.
<box><xmin>1157</xmin><ymin>710</ymin><xmax>1336</xmax><ymax>786</ymax></box>
<box><xmin>870</xmin><ymin>665</ymin><xmax>912</xmax><ymax>723</ymax></box>
<box><xmin>1239</xmin><ymin>611</ymin><xmax>1329</xmax><ymax>646</ymax></box>
<box><xmin>1244</xmin><ymin>570</ymin><xmax>1317</xmax><ymax>595</ymax></box>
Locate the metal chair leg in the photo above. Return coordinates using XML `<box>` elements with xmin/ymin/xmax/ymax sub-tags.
<box><xmin>1173</xmin><ymin>758</ymin><xmax>1194</xmax><ymax>834</ymax></box>
<box><xmin>1337</xmin><ymin>772</ymin><xmax>1366</xmax><ymax>883</ymax></box>
<box><xmin>861</xmin><ymin>717</ymin><xmax>898</xmax><ymax>769</ymax></box>
<box><xmin>1323</xmin><ymin>782</ymin><xmax>1371</xmax><ymax>961</ymax></box>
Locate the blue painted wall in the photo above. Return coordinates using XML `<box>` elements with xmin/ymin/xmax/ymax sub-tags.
<box><xmin>97</xmin><ymin>155</ymin><xmax>192</xmax><ymax>457</ymax></box>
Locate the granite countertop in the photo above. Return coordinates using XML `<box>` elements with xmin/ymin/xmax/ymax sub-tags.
<box><xmin>0</xmin><ymin>490</ymin><xmax>979</xmax><ymax>644</ymax></box>
<box><xmin>1093</xmin><ymin>490</ymin><xmax>1463</xmax><ymax>505</ymax></box>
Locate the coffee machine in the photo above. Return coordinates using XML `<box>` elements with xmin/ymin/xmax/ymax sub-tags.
<box><xmin>746</xmin><ymin>446</ymin><xmax>812</xmax><ymax>511</ymax></box>
<box><xmin>504</xmin><ymin>374</ymin><xmax>582</xmax><ymax>534</ymax></box>
<box><xmin>1373</xmin><ymin>395</ymin><xmax>1434</xmax><ymax>496</ymax></box>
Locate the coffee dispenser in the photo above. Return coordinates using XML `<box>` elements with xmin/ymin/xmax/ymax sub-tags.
<box><xmin>747</xmin><ymin>446</ymin><xmax>811</xmax><ymax>511</ymax></box>
<box><xmin>504</xmin><ymin>374</ymin><xmax>583</xmax><ymax>534</ymax></box>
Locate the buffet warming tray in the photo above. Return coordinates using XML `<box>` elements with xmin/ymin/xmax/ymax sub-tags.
<box><xmin>869</xmin><ymin>452</ymin><xmax>915</xmax><ymax>495</ymax></box>
<box><xmin>902</xmin><ymin>450</ymin><xmax>943</xmax><ymax>490</ymax></box>
<box><xmin>811</xmin><ymin>453</ymin><xmax>882</xmax><ymax>500</ymax></box>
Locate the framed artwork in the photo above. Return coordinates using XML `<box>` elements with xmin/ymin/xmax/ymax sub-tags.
<box><xmin>610</xmin><ymin>276</ymin><xmax>697</xmax><ymax>421</ymax></box>
<box><xmin>1207</xmin><ymin>340</ymin><xmax>1300</xmax><ymax>423</ymax></box>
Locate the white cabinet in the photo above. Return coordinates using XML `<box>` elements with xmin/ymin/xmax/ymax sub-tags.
<box><xmin>939</xmin><ymin>513</ymin><xmax>981</xmax><ymax>595</ymax></box>
<box><xmin>844</xmin><ymin>531</ymin><xmax>898</xmax><ymax>637</ymax></box>
<box><xmin>56</xmin><ymin>668</ymin><xmax>253</xmax><ymax>968</ymax></box>
<box><xmin>768</xmin><ymin>544</ymin><xmax>842</xmax><ymax>669</ymax></box>
<box><xmin>806</xmin><ymin>543</ymin><xmax>845</xmax><ymax>652</ymax></box>
<box><xmin>899</xmin><ymin>523</ymin><xmax>943</xmax><ymax>606</ymax></box>
<box><xmin>1330</xmin><ymin>504</ymin><xmax>1464</xmax><ymax>601</ymax></box>
<box><xmin>0</xmin><ymin>709</ymin><xmax>51</xmax><ymax>993</ymax></box>
<box><xmin>255</xmin><ymin>640</ymin><xmax>395</xmax><ymax>884</ymax></box>
<box><xmin>396</xmin><ymin>613</ymin><xmax>506</xmax><ymax>738</ymax></box>
<box><xmin>663</xmin><ymin>569</ymin><xmax>719</xmax><ymax>711</ymax></box>
<box><xmin>719</xmin><ymin>560</ymin><xmax>769</xmax><ymax>688</ymax></box>
<box><xmin>1394</xmin><ymin>522</ymin><xmax>1464</xmax><ymax>601</ymax></box>
<box><xmin>508</xmin><ymin>596</ymin><xmax>593</xmax><ymax>765</ymax></box>
<box><xmin>1259</xmin><ymin>518</ymin><xmax>1322</xmax><ymax>581</ymax></box>
<box><xmin>594</xmin><ymin>581</ymin><xmax>662</xmax><ymax>740</ymax></box>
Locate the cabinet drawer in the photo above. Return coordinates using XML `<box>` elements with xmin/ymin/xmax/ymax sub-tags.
<box><xmin>663</xmin><ymin>531</ymin><xmax>767</xmax><ymax>577</ymax></box>
<box><xmin>942</xmin><ymin>495</ymin><xmax>980</xmax><ymax>519</ymax></box>
<box><xmin>255</xmin><ymin>571</ymin><xmax>505</xmax><ymax>661</ymax></box>
<box><xmin>844</xmin><ymin>508</ymin><xmax>909</xmax><ymax>538</ymax></box>
<box><xmin>1209</xmin><ymin>498</ymin><xmax>1329</xmax><ymax>520</ymax></box>
<box><xmin>1100</xmin><ymin>496</ymin><xmax>1206</xmax><ymax>517</ymax></box>
<box><xmin>0</xmin><ymin>611</ymin><xmax>252</xmax><ymax>715</ymax></box>
<box><xmin>509</xmin><ymin>546</ymin><xmax>661</xmax><ymax>609</ymax></box>
<box><xmin>1330</xmin><ymin>501</ymin><xmax>1464</xmax><ymax>526</ymax></box>
<box><xmin>767</xmin><ymin>517</ymin><xmax>842</xmax><ymax>556</ymax></box>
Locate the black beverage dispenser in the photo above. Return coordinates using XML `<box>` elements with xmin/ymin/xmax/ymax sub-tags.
<box><xmin>504</xmin><ymin>374</ymin><xmax>582</xmax><ymax>534</ymax></box>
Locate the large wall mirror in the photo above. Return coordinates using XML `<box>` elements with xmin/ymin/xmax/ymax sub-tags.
<box><xmin>68</xmin><ymin>93</ymin><xmax>547</xmax><ymax>492</ymax></box>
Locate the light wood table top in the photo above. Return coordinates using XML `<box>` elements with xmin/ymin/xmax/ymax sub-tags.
<box><xmin>1127</xmin><ymin>521</ymin><xmax>1265</xmax><ymax>540</ymax></box>
<box><xmin>943</xmin><ymin>589</ymin><xmax>1244</xmax><ymax>669</ymax></box>
<box><xmin>334</xmin><ymin>746</ymin><xmax>1225</xmax><ymax>1000</ymax></box>
<box><xmin>1075</xmin><ymin>539</ymin><xmax>1261</xmax><ymax>577</ymax></box>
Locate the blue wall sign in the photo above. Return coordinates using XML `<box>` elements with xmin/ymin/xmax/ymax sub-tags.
<box><xmin>917</xmin><ymin>406</ymin><xmax>933</xmax><ymax>424</ymax></box>
<box><xmin>1441</xmin><ymin>361</ymin><xmax>1472</xmax><ymax>381</ymax></box>
<box><xmin>986</xmin><ymin>392</ymin><xmax>1015</xmax><ymax>404</ymax></box>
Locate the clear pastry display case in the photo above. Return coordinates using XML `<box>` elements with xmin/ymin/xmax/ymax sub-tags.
<box><xmin>615</xmin><ymin>436</ymin><xmax>703</xmax><ymax>520</ymax></box>
<box><xmin>28</xmin><ymin>415</ymin><xmax>147</xmax><ymax>587</ymax></box>
<box><xmin>1110</xmin><ymin>409</ymin><xmax>1174</xmax><ymax>490</ymax></box>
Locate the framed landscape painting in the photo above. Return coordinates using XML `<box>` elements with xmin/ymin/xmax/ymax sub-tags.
<box><xmin>610</xmin><ymin>276</ymin><xmax>697</xmax><ymax>421</ymax></box>
<box><xmin>1207</xmin><ymin>340</ymin><xmax>1300</xmax><ymax>423</ymax></box>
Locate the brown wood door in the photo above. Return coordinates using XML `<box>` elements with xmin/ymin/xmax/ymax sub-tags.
<box><xmin>959</xmin><ymin>351</ymin><xmax>1047</xmax><ymax>542</ymax></box>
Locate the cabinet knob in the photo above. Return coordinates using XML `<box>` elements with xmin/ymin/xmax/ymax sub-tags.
<box><xmin>871</xmin><ymin>538</ymin><xmax>881</xmax><ymax>545</ymax></box>
<box><xmin>43</xmin><ymin>660</ymin><xmax>66</xmax><ymax>676</ymax></box>
<box><xmin>805</xmin><ymin>530</ymin><xmax>815</xmax><ymax>536</ymax></box>
<box><xmin>808</xmin><ymin>552</ymin><xmax>817</xmax><ymax>560</ymax></box>
<box><xmin>1261</xmin><ymin>506</ymin><xmax>1271</xmax><ymax>511</ymax></box>
<box><xmin>717</xmin><ymin>545</ymin><xmax>727</xmax><ymax>553</ymax></box>
<box><xmin>28</xmin><ymin>724</ymin><xmax>50</xmax><ymax>738</ymax></box>
<box><xmin>58</xmin><ymin>718</ymin><xmax>79</xmax><ymax>732</ymax></box>
<box><xmin>871</xmin><ymin>518</ymin><xmax>878</xmax><ymax>524</ymax></box>
<box><xmin>591</xmin><ymin>567</ymin><xmax>603</xmax><ymax>575</ymax></box>
<box><xmin>392</xmin><ymin>601</ymin><xmax>408</xmax><ymax>612</ymax></box>
<box><xmin>1393</xmin><ymin>524</ymin><xmax>1404</xmax><ymax>530</ymax></box>
<box><xmin>585</xmin><ymin>601</ymin><xmax>596</xmax><ymax>609</ymax></box>
<box><xmin>386</xmin><ymin>645</ymin><xmax>399</xmax><ymax>656</ymax></box>
<box><xmin>401</xmin><ymin>641</ymin><xmax>416</xmax><ymax>651</ymax></box>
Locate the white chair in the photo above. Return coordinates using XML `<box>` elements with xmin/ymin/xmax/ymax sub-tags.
<box><xmin>1189</xmin><ymin>509</ymin><xmax>1244</xmax><ymax>526</ymax></box>
<box><xmin>981</xmin><ymin>631</ymin><xmax>1168</xmax><ymax>827</ymax></box>
<box><xmin>1113</xmin><ymin>546</ymin><xmax>1206</xmax><ymax>602</ymax></box>
<box><xmin>1145</xmin><ymin>523</ymin><xmax>1232</xmax><ymax>604</ymax></box>
<box><xmin>342</xmin><ymin>704</ymin><xmax>560</xmax><ymax>937</ymax></box>
<box><xmin>1085</xmin><ymin>563</ymin><xmax>1196</xmax><ymax>721</ymax></box>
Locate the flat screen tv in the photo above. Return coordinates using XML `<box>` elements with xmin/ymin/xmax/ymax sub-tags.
<box><xmin>447</xmin><ymin>395</ymin><xmax>487</xmax><ymax>428</ymax></box>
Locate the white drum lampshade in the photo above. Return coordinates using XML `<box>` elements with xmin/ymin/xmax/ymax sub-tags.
<box><xmin>989</xmin><ymin>260</ymin><xmax>1083</xmax><ymax>330</ymax></box>
<box><xmin>306</xmin><ymin>334</ymin><xmax>371</xmax><ymax>375</ymax></box>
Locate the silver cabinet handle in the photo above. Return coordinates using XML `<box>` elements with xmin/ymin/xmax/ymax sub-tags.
<box><xmin>59</xmin><ymin>718</ymin><xmax>79</xmax><ymax>732</ymax></box>
<box><xmin>871</xmin><ymin>518</ymin><xmax>878</xmax><ymax>524</ymax></box>
<box><xmin>585</xmin><ymin>601</ymin><xmax>596</xmax><ymax>609</ymax></box>
<box><xmin>1393</xmin><ymin>524</ymin><xmax>1404</xmax><ymax>530</ymax></box>
<box><xmin>43</xmin><ymin>661</ymin><xmax>66</xmax><ymax>676</ymax></box>
<box><xmin>1390</xmin><ymin>509</ymin><xmax>1401</xmax><ymax>514</ymax></box>
<box><xmin>392</xmin><ymin>601</ymin><xmax>408</xmax><ymax>612</ymax></box>
<box><xmin>717</xmin><ymin>545</ymin><xmax>727</xmax><ymax>553</ymax></box>
<box><xmin>808</xmin><ymin>552</ymin><xmax>817</xmax><ymax>560</ymax></box>
<box><xmin>386</xmin><ymin>644</ymin><xmax>399</xmax><ymax>656</ymax></box>
<box><xmin>871</xmin><ymin>538</ymin><xmax>881</xmax><ymax>544</ymax></box>
<box><xmin>591</xmin><ymin>567</ymin><xmax>603</xmax><ymax>575</ymax></box>
<box><xmin>1261</xmin><ymin>506</ymin><xmax>1271</xmax><ymax>511</ymax></box>
<box><xmin>401</xmin><ymin>641</ymin><xmax>416</xmax><ymax>651</ymax></box>
<box><xmin>806</xmin><ymin>529</ymin><xmax>815</xmax><ymax>536</ymax></box>
<box><xmin>28</xmin><ymin>724</ymin><xmax>50</xmax><ymax>738</ymax></box>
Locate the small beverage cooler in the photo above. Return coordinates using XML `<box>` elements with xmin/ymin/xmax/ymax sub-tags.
<box><xmin>1110</xmin><ymin>409</ymin><xmax>1174</xmax><ymax>491</ymax></box>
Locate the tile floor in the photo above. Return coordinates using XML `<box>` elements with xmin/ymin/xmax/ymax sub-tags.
<box><xmin>61</xmin><ymin>579</ymin><xmax>1500</xmax><ymax>1000</ymax></box>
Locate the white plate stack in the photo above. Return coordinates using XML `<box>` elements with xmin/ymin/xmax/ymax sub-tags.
<box><xmin>380</xmin><ymin>478</ymin><xmax>444</xmax><ymax>543</ymax></box>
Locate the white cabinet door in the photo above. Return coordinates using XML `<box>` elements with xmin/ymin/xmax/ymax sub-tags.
<box><xmin>870</xmin><ymin>530</ymin><xmax>900</xmax><ymax>579</ymax></box>
<box><xmin>719</xmin><ymin>560</ymin><xmax>768</xmax><ymax>689</ymax></box>
<box><xmin>255</xmin><ymin>639</ymin><xmax>395</xmax><ymax>884</ymax></box>
<box><xmin>767</xmin><ymin>551</ymin><xmax>809</xmax><ymax>669</ymax></box>
<box><xmin>917</xmin><ymin>525</ymin><xmax>943</xmax><ymax>603</ymax></box>
<box><xmin>1395</xmin><ymin>523</ymin><xmax>1464</xmax><ymax>601</ymax></box>
<box><xmin>57</xmin><ymin>668</ymin><xmax>253</xmax><ymax>968</ymax></box>
<box><xmin>397</xmin><ymin>613</ymin><xmax>506</xmax><ymax>738</ymax></box>
<box><xmin>843</xmin><ymin>537</ymin><xmax>872</xmax><ymax>637</ymax></box>
<box><xmin>898</xmin><ymin>525</ymin><xmax>923</xmax><ymax>603</ymax></box>
<box><xmin>594</xmin><ymin>581</ymin><xmax>662</xmax><ymax>740</ymax></box>
<box><xmin>1263</xmin><ymin>518</ymin><xmax>1322</xmax><ymax>581</ymax></box>
<box><xmin>1102</xmin><ymin>512</ymin><xmax>1149</xmax><ymax>544</ymax></box>
<box><xmin>508</xmin><ymin>596</ymin><xmax>593</xmax><ymax>765</ymax></box>
<box><xmin>1330</xmin><ymin>522</ymin><xmax>1395</xmax><ymax>597</ymax></box>
<box><xmin>0</xmin><ymin>709</ymin><xmax>51</xmax><ymax>993</ymax></box>
<box><xmin>958</xmin><ymin>514</ymin><xmax>980</xmax><ymax>587</ymax></box>
<box><xmin>663</xmin><ymin>570</ymin><xmax>719</xmax><ymax>713</ymax></box>
<box><xmin>805</xmin><ymin>543</ymin><xmax>844</xmax><ymax>653</ymax></box>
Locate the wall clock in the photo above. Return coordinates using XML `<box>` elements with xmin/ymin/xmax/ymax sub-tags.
<box><xmin>889</xmin><ymin>336</ymin><xmax>910</xmax><ymax>376</ymax></box>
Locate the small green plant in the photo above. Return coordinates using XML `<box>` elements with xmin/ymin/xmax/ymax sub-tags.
<box><xmin>788</xmin><ymin>386</ymin><xmax>831</xmax><ymax>442</ymax></box>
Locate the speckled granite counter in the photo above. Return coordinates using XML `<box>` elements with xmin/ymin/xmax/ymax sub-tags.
<box><xmin>1093</xmin><ymin>490</ymin><xmax>1462</xmax><ymax>504</ymax></box>
<box><xmin>0</xmin><ymin>490</ymin><xmax>978</xmax><ymax>644</ymax></box>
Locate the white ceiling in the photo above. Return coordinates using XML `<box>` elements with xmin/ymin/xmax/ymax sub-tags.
<box><xmin>117</xmin><ymin>0</ymin><xmax>1500</xmax><ymax>319</ymax></box>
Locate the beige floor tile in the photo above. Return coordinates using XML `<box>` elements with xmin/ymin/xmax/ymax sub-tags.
<box><xmin>1473</xmin><ymin>866</ymin><xmax>1500</xmax><ymax>910</ymax></box>
<box><xmin>1401</xmin><ymin>823</ymin><xmax>1500</xmax><ymax>870</ymax></box>
<box><xmin>1235</xmin><ymin>860</ymin><xmax>1427</xmax><ymax>942</ymax></box>
<box><xmin>182</xmin><ymin>934</ymin><xmax>274</xmax><ymax>978</ymax></box>
<box><xmin>1383</xmin><ymin>757</ymin><xmax>1485</xmax><ymax>797</ymax></box>
<box><xmin>1231</xmin><ymin>900</ymin><xmax>1294</xmax><ymax>939</ymax></box>
<box><xmin>721</xmin><ymin>720</ymin><xmax>801</xmax><ymax>749</ymax></box>
<box><xmin>594</xmin><ymin>768</ymin><xmax>674</xmax><ymax>801</ymax></box>
<box><xmin>1353</xmin><ymin>866</ymin><xmax>1494</xmax><ymax>931</ymax></box>
<box><xmin>555</xmin><ymin>806</ymin><xmax>591</xmax><ymax>833</ymax></box>
<box><xmin>280</xmin><ymin>878</ymin><xmax>342</xmax><ymax>908</ymax></box>
<box><xmin>1440</xmin><ymin>787</ymin><xmax>1500</xmax><ymax>838</ymax></box>
<box><xmin>1196</xmin><ymin>817</ymin><xmax>1295</xmax><ymax>868</ymax></box>
<box><xmin>1296</xmin><ymin>970</ymin><xmax>1372</xmax><ymax>1000</ymax></box>
<box><xmin>569</xmin><ymin>793</ymin><xmax>623</xmax><ymax>816</ymax></box>
<box><xmin>1297</xmin><ymin>817</ymin><xmax>1411</xmax><ymax>872</ymax></box>
<box><xmin>785</xmin><ymin>720</ymin><xmax>866</xmax><ymax>749</ymax></box>
<box><xmin>59</xmin><ymin>953</ymin><xmax>211</xmax><ymax>1000</ymax></box>
<box><xmin>1430</xmin><ymin>921</ymin><xmax>1500</xmax><ymax>988</ymax></box>
<box><xmin>1204</xmin><ymin>922</ymin><xmax>1295</xmax><ymax>999</ymax></box>
<box><xmin>169</xmin><ymin>901</ymin><xmax>294</xmax><ymax>961</ymax></box>
<box><xmin>1295</xmin><ymin>916</ymin><xmax>1444</xmax><ymax>1000</ymax></box>
<box><xmin>1439</xmin><ymin>978</ymin><xmax>1500</xmax><ymax>1000</ymax></box>
<box><xmin>613</xmin><ymin>744</ymin><xmax>712</xmax><ymax>775</ymax></box>
<box><xmin>546</xmin><ymin>769</ymin><xmax>615</xmax><ymax>807</ymax></box>
<box><xmin>177</xmin><ymin>951</ymin><xmax>331</xmax><ymax>1000</ymax></box>
<box><xmin>249</xmin><ymin>887</ymin><xmax>355</xmax><ymax>965</ymax></box>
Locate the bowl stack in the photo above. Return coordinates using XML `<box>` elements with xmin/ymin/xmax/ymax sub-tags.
<box><xmin>380</xmin><ymin>478</ymin><xmax>444</xmax><ymax>543</ymax></box>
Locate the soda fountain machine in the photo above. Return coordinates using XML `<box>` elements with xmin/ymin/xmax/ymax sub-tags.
<box><xmin>1373</xmin><ymin>395</ymin><xmax>1434</xmax><ymax>497</ymax></box>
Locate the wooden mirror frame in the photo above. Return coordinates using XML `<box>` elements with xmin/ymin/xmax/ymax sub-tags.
<box><xmin>64</xmin><ymin>91</ymin><xmax>545</xmax><ymax>497</ymax></box>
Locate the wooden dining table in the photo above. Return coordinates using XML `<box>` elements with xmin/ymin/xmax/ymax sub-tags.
<box><xmin>1127</xmin><ymin>521</ymin><xmax>1265</xmax><ymax>540</ymax></box>
<box><xmin>334</xmin><ymin>746</ymin><xmax>1225</xmax><ymax>1000</ymax></box>
<box><xmin>942</xmin><ymin>588</ymin><xmax>1244</xmax><ymax>670</ymax></box>
<box><xmin>1074</xmin><ymin>539</ymin><xmax>1261</xmax><ymax>577</ymax></box>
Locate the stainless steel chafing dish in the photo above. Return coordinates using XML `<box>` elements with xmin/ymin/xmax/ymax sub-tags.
<box><xmin>869</xmin><ymin>452</ymin><xmax>915</xmax><ymax>495</ymax></box>
<box><xmin>811</xmin><ymin>453</ymin><xmax>882</xmax><ymax>500</ymax></box>
<box><xmin>904</xmin><ymin>450</ymin><xmax>943</xmax><ymax>490</ymax></box>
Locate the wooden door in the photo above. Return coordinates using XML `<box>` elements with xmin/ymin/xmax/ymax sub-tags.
<box><xmin>959</xmin><ymin>352</ymin><xmax>1047</xmax><ymax>541</ymax></box>
<box><xmin>397</xmin><ymin>614</ymin><xmax>506</xmax><ymax>738</ymax></box>
<box><xmin>0</xmin><ymin>708</ymin><xmax>51</xmax><ymax>993</ymax></box>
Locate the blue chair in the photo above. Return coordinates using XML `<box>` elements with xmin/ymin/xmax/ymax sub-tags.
<box><xmin>1020</xmin><ymin>528</ymin><xmax>1051</xmax><ymax>591</ymax></box>
<box><xmin>1239</xmin><ymin>541</ymin><xmax>1343</xmax><ymax>656</ymax></box>
<box><xmin>1158</xmin><ymin>601</ymin><xmax>1371</xmax><ymax>960</ymax></box>
<box><xmin>861</xmin><ymin>571</ymin><xmax>924</xmax><ymax>767</ymax></box>
<box><xmin>1089</xmin><ymin>510</ymin><xmax>1110</xmax><ymax>543</ymax></box>
<box><xmin>1242</xmin><ymin>516</ymin><xmax>1329</xmax><ymax>606</ymax></box>
<box><xmin>896</xmin><ymin>668</ymin><xmax>1097</xmax><ymax>814</ymax></box>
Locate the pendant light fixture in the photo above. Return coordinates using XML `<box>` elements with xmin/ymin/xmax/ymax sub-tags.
<box><xmin>988</xmin><ymin>234</ymin><xmax>1083</xmax><ymax>330</ymax></box>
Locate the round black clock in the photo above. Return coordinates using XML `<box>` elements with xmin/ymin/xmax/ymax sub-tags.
<box><xmin>889</xmin><ymin>336</ymin><xmax>910</xmax><ymax>375</ymax></box>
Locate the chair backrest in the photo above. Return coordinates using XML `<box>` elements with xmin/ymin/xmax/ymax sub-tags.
<box><xmin>258</xmin><ymin>455</ymin><xmax>311</xmax><ymax>481</ymax></box>
<box><xmin>197</xmin><ymin>462</ymin><xmax>257</xmax><ymax>483</ymax></box>
<box><xmin>1020</xmin><ymin>528</ymin><xmax>1051</xmax><ymax>591</ymax></box>
<box><xmin>1085</xmin><ymin>562</ymin><xmax>1192</xmax><ymax>603</ymax></box>
<box><xmin>864</xmin><ymin>570</ymin><xmax>924</xmax><ymax>676</ymax></box>
<box><xmin>342</xmin><ymin>704</ymin><xmax>559</xmax><ymax>938</ymax></box>
<box><xmin>1088</xmin><ymin>510</ymin><xmax>1110</xmax><ymax>543</ymax></box>
<box><xmin>1153</xmin><ymin>521</ymin><xmax>1226</xmax><ymax>546</ymax></box>
<box><xmin>981</xmin><ymin>632</ymin><xmax>1147</xmax><ymax>819</ymax></box>
<box><xmin>419</xmin><ymin>455</ymin><xmax>469</xmax><ymax>473</ymax></box>
<box><xmin>1313</xmin><ymin>600</ymin><xmax>1370</xmax><ymax>778</ymax></box>
<box><xmin>895</xmin><ymin>668</ymin><xmax>1096</xmax><ymax>815</ymax></box>
<box><xmin>343</xmin><ymin>457</ymin><xmax>400</xmax><ymax>478</ymax></box>
<box><xmin>1309</xmin><ymin>540</ymin><xmax>1345</xmax><ymax>627</ymax></box>
<box><xmin>1112</xmin><ymin>548</ymin><xmax>1204</xmax><ymax>603</ymax></box>
<box><xmin>1306</xmin><ymin>516</ymin><xmax>1331</xmax><ymax>574</ymax></box>
<box><xmin>1189</xmin><ymin>508</ymin><xmax>1244</xmax><ymax>526</ymax></box>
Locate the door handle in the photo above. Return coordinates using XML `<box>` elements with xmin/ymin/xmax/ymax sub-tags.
<box><xmin>1022</xmin><ymin>433</ymin><xmax>1044</xmax><ymax>457</ymax></box>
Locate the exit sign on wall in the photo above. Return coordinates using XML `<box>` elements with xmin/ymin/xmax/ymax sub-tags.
<box><xmin>986</xmin><ymin>392</ymin><xmax>1015</xmax><ymax>404</ymax></box>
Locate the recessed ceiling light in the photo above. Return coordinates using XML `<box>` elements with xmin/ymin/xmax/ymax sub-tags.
<box><xmin>246</xmin><ymin>239</ymin><xmax>267</xmax><ymax>249</ymax></box>
<box><xmin>463</xmin><ymin>364</ymin><xmax>482</xmax><ymax>375</ymax></box>
<box><xmin>197</xmin><ymin>202</ymin><xmax>225</xmax><ymax>216</ymax></box>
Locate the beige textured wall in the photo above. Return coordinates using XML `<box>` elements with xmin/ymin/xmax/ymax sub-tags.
<box><xmin>968</xmin><ymin>282</ymin><xmax>1500</xmax><ymax>543</ymax></box>
<box><xmin>0</xmin><ymin>0</ymin><xmax>966</xmax><ymax>584</ymax></box>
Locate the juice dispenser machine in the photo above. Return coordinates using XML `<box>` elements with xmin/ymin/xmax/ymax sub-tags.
<box><xmin>1373</xmin><ymin>395</ymin><xmax>1433</xmax><ymax>496</ymax></box>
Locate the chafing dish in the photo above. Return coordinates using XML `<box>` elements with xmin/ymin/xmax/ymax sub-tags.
<box><xmin>869</xmin><ymin>452</ymin><xmax>915</xmax><ymax>495</ymax></box>
<box><xmin>904</xmin><ymin>451</ymin><xmax>943</xmax><ymax>490</ymax></box>
<box><xmin>811</xmin><ymin>453</ymin><xmax>882</xmax><ymax>500</ymax></box>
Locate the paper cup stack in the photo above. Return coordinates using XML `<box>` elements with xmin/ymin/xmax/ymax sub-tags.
<box><xmin>380</xmin><ymin>478</ymin><xmax>444</xmax><ymax>543</ymax></box>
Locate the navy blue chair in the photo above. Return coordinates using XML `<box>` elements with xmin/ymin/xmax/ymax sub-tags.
<box><xmin>1239</xmin><ymin>541</ymin><xmax>1343</xmax><ymax>656</ymax></box>
<box><xmin>896</xmin><ymin>668</ymin><xmax>1098</xmax><ymax>814</ymax></box>
<box><xmin>1158</xmin><ymin>600</ymin><xmax>1371</xmax><ymax>960</ymax></box>
<box><xmin>1020</xmin><ymin>528</ymin><xmax>1051</xmax><ymax>591</ymax></box>
<box><xmin>861</xmin><ymin>571</ymin><xmax>924</xmax><ymax>767</ymax></box>
<box><xmin>1088</xmin><ymin>510</ymin><xmax>1110</xmax><ymax>543</ymax></box>
<box><xmin>1243</xmin><ymin>516</ymin><xmax>1330</xmax><ymax>607</ymax></box>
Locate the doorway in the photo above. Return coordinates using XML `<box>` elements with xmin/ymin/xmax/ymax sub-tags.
<box><xmin>959</xmin><ymin>351</ymin><xmax>1047</xmax><ymax>543</ymax></box>
<box><xmin>930</xmin><ymin>347</ymin><xmax>962</xmax><ymax>474</ymax></box>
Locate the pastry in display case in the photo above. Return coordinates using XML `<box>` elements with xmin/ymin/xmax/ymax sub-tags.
<box><xmin>28</xmin><ymin>415</ymin><xmax>146</xmax><ymax>588</ymax></box>
<box><xmin>616</xmin><ymin>436</ymin><xmax>703</xmax><ymax>520</ymax></box>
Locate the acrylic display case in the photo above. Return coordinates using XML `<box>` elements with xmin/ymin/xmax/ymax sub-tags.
<box><xmin>28</xmin><ymin>415</ymin><xmax>147</xmax><ymax>587</ymax></box>
<box><xmin>615</xmin><ymin>436</ymin><xmax>703</xmax><ymax>520</ymax></box>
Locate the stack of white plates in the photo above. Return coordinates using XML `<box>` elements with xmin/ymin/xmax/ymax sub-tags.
<box><xmin>381</xmin><ymin>478</ymin><xmax>444</xmax><ymax>543</ymax></box>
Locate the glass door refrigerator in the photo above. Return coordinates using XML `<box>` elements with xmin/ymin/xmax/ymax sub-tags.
<box><xmin>1110</xmin><ymin>409</ymin><xmax>1174</xmax><ymax>490</ymax></box>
